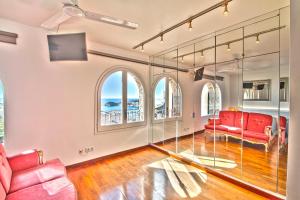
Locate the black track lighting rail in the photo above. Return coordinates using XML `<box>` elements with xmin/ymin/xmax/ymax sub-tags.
<box><xmin>133</xmin><ymin>0</ymin><xmax>232</xmax><ymax>50</ymax></box>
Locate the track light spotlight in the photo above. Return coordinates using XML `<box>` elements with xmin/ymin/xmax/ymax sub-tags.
<box><xmin>256</xmin><ymin>34</ymin><xmax>260</xmax><ymax>44</ymax></box>
<box><xmin>160</xmin><ymin>34</ymin><xmax>164</xmax><ymax>43</ymax></box>
<box><xmin>141</xmin><ymin>45</ymin><xmax>144</xmax><ymax>52</ymax></box>
<box><xmin>223</xmin><ymin>1</ymin><xmax>229</xmax><ymax>16</ymax></box>
<box><xmin>201</xmin><ymin>51</ymin><xmax>204</xmax><ymax>57</ymax></box>
<box><xmin>181</xmin><ymin>56</ymin><xmax>184</xmax><ymax>63</ymax></box>
<box><xmin>188</xmin><ymin>20</ymin><xmax>192</xmax><ymax>31</ymax></box>
<box><xmin>227</xmin><ymin>43</ymin><xmax>231</xmax><ymax>51</ymax></box>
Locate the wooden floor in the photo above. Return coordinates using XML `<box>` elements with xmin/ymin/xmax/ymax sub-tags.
<box><xmin>67</xmin><ymin>146</ymin><xmax>269</xmax><ymax>200</ymax></box>
<box><xmin>157</xmin><ymin>133</ymin><xmax>287</xmax><ymax>196</ymax></box>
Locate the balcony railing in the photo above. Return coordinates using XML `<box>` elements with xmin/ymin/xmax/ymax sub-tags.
<box><xmin>101</xmin><ymin>110</ymin><xmax>143</xmax><ymax>125</ymax></box>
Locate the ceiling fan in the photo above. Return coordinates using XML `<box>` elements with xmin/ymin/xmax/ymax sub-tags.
<box><xmin>41</xmin><ymin>0</ymin><xmax>139</xmax><ymax>30</ymax></box>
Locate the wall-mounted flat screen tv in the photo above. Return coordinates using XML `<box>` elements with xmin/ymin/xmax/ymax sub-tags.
<box><xmin>194</xmin><ymin>67</ymin><xmax>204</xmax><ymax>81</ymax></box>
<box><xmin>47</xmin><ymin>32</ymin><xmax>88</xmax><ymax>61</ymax></box>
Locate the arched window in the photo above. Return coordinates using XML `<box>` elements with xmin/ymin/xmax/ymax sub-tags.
<box><xmin>0</xmin><ymin>81</ymin><xmax>4</xmax><ymax>142</ymax></box>
<box><xmin>97</xmin><ymin>69</ymin><xmax>145</xmax><ymax>131</ymax></box>
<box><xmin>154</xmin><ymin>77</ymin><xmax>182</xmax><ymax>120</ymax></box>
<box><xmin>201</xmin><ymin>82</ymin><xmax>222</xmax><ymax>116</ymax></box>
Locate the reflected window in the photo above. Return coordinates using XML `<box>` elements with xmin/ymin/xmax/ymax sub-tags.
<box><xmin>243</xmin><ymin>80</ymin><xmax>271</xmax><ymax>101</ymax></box>
<box><xmin>201</xmin><ymin>83</ymin><xmax>222</xmax><ymax>116</ymax></box>
<box><xmin>0</xmin><ymin>81</ymin><xmax>3</xmax><ymax>142</ymax></box>
<box><xmin>154</xmin><ymin>77</ymin><xmax>182</xmax><ymax>120</ymax></box>
<box><xmin>98</xmin><ymin>70</ymin><xmax>145</xmax><ymax>130</ymax></box>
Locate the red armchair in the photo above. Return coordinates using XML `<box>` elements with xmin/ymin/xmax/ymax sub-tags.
<box><xmin>205</xmin><ymin>111</ymin><xmax>274</xmax><ymax>152</ymax></box>
<box><xmin>0</xmin><ymin>145</ymin><xmax>77</xmax><ymax>200</ymax></box>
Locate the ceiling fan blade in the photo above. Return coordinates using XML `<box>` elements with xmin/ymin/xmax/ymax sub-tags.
<box><xmin>41</xmin><ymin>10</ymin><xmax>72</xmax><ymax>29</ymax></box>
<box><xmin>84</xmin><ymin>11</ymin><xmax>138</xmax><ymax>30</ymax></box>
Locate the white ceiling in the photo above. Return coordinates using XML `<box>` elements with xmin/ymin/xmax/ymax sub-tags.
<box><xmin>0</xmin><ymin>0</ymin><xmax>290</xmax><ymax>56</ymax></box>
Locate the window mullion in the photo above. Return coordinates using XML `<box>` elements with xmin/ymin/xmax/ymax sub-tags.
<box><xmin>166</xmin><ymin>78</ymin><xmax>169</xmax><ymax>119</ymax></box>
<box><xmin>123</xmin><ymin>71</ymin><xmax>128</xmax><ymax>124</ymax></box>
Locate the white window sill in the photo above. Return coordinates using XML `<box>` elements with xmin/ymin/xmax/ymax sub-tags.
<box><xmin>96</xmin><ymin>121</ymin><xmax>146</xmax><ymax>134</ymax></box>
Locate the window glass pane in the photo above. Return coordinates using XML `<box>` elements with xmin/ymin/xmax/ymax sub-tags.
<box><xmin>0</xmin><ymin>82</ymin><xmax>3</xmax><ymax>142</ymax></box>
<box><xmin>215</xmin><ymin>84</ymin><xmax>222</xmax><ymax>115</ymax></box>
<box><xmin>201</xmin><ymin>83</ymin><xmax>222</xmax><ymax>116</ymax></box>
<box><xmin>154</xmin><ymin>78</ymin><xmax>166</xmax><ymax>120</ymax></box>
<box><xmin>127</xmin><ymin>73</ymin><xmax>144</xmax><ymax>123</ymax></box>
<box><xmin>207</xmin><ymin>83</ymin><xmax>215</xmax><ymax>115</ymax></box>
<box><xmin>100</xmin><ymin>71</ymin><xmax>123</xmax><ymax>126</ymax></box>
<box><xmin>169</xmin><ymin>78</ymin><xmax>182</xmax><ymax>118</ymax></box>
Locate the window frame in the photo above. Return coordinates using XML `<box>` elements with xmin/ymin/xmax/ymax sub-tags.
<box><xmin>152</xmin><ymin>75</ymin><xmax>183</xmax><ymax>123</ymax></box>
<box><xmin>95</xmin><ymin>67</ymin><xmax>147</xmax><ymax>133</ymax></box>
<box><xmin>201</xmin><ymin>82</ymin><xmax>222</xmax><ymax>117</ymax></box>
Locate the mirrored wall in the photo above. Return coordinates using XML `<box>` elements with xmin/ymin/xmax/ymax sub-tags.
<box><xmin>149</xmin><ymin>7</ymin><xmax>289</xmax><ymax>196</ymax></box>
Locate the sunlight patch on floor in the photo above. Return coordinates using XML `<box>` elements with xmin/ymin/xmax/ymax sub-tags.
<box><xmin>146</xmin><ymin>158</ymin><xmax>207</xmax><ymax>198</ymax></box>
<box><xmin>180</xmin><ymin>150</ymin><xmax>237</xmax><ymax>169</ymax></box>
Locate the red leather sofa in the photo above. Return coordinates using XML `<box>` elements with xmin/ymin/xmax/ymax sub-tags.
<box><xmin>0</xmin><ymin>145</ymin><xmax>77</xmax><ymax>200</ymax></box>
<box><xmin>205</xmin><ymin>111</ymin><xmax>273</xmax><ymax>152</ymax></box>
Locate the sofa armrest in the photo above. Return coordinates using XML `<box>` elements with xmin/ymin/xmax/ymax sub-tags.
<box><xmin>8</xmin><ymin>150</ymin><xmax>43</xmax><ymax>172</ymax></box>
<box><xmin>208</xmin><ymin>118</ymin><xmax>221</xmax><ymax>125</ymax></box>
<box><xmin>264</xmin><ymin>126</ymin><xmax>272</xmax><ymax>139</ymax></box>
<box><xmin>279</xmin><ymin>127</ymin><xmax>286</xmax><ymax>145</ymax></box>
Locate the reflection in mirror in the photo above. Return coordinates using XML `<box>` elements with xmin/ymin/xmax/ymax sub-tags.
<box><xmin>280</xmin><ymin>77</ymin><xmax>289</xmax><ymax>102</ymax></box>
<box><xmin>243</xmin><ymin>79</ymin><xmax>271</xmax><ymax>101</ymax></box>
<box><xmin>149</xmin><ymin>6</ymin><xmax>289</xmax><ymax>198</ymax></box>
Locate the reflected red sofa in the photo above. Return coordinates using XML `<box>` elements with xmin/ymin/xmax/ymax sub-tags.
<box><xmin>0</xmin><ymin>145</ymin><xmax>77</xmax><ymax>200</ymax></box>
<box><xmin>279</xmin><ymin>116</ymin><xmax>287</xmax><ymax>149</ymax></box>
<box><xmin>205</xmin><ymin>111</ymin><xmax>273</xmax><ymax>152</ymax></box>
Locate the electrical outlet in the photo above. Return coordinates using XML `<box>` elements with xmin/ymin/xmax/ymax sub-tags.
<box><xmin>78</xmin><ymin>149</ymin><xmax>84</xmax><ymax>154</ymax></box>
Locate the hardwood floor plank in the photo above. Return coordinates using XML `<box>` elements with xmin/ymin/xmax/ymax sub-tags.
<box><xmin>158</xmin><ymin>133</ymin><xmax>287</xmax><ymax>196</ymax></box>
<box><xmin>67</xmin><ymin>147</ymin><xmax>268</xmax><ymax>200</ymax></box>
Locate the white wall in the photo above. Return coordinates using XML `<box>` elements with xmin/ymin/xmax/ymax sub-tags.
<box><xmin>0</xmin><ymin>17</ymin><xmax>232</xmax><ymax>165</ymax></box>
<box><xmin>0</xmin><ymin>18</ymin><xmax>151</xmax><ymax>166</ymax></box>
<box><xmin>287</xmin><ymin>2</ymin><xmax>300</xmax><ymax>199</ymax></box>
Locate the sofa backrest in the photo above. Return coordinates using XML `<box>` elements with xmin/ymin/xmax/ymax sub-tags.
<box><xmin>234</xmin><ymin>111</ymin><xmax>249</xmax><ymax>129</ymax></box>
<box><xmin>219</xmin><ymin>111</ymin><xmax>235</xmax><ymax>126</ymax></box>
<box><xmin>246</xmin><ymin>113</ymin><xmax>273</xmax><ymax>133</ymax></box>
<box><xmin>280</xmin><ymin>116</ymin><xmax>287</xmax><ymax>129</ymax></box>
<box><xmin>0</xmin><ymin>145</ymin><xmax>12</xmax><ymax>193</ymax></box>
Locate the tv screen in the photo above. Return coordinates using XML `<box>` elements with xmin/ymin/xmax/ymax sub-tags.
<box><xmin>47</xmin><ymin>33</ymin><xmax>88</xmax><ymax>61</ymax></box>
<box><xmin>194</xmin><ymin>67</ymin><xmax>204</xmax><ymax>81</ymax></box>
<box><xmin>243</xmin><ymin>82</ymin><xmax>253</xmax><ymax>89</ymax></box>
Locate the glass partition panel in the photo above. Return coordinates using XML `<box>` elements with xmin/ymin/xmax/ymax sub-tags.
<box><xmin>175</xmin><ymin>44</ymin><xmax>195</xmax><ymax>158</ymax></box>
<box><xmin>278</xmin><ymin>6</ymin><xmax>289</xmax><ymax>196</ymax></box>
<box><xmin>192</xmin><ymin>34</ymin><xmax>218</xmax><ymax>166</ymax></box>
<box><xmin>212</xmin><ymin>27</ymin><xmax>244</xmax><ymax>178</ymax></box>
<box><xmin>149</xmin><ymin>7</ymin><xmax>289</xmax><ymax>198</ymax></box>
<box><xmin>241</xmin><ymin>11</ymin><xmax>280</xmax><ymax>192</ymax></box>
<box><xmin>150</xmin><ymin>49</ymin><xmax>181</xmax><ymax>153</ymax></box>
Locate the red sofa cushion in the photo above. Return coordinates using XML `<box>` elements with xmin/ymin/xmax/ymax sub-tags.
<box><xmin>246</xmin><ymin>113</ymin><xmax>273</xmax><ymax>133</ymax></box>
<box><xmin>9</xmin><ymin>159</ymin><xmax>66</xmax><ymax>193</ymax></box>
<box><xmin>204</xmin><ymin>124</ymin><xmax>229</xmax><ymax>132</ymax></box>
<box><xmin>234</xmin><ymin>112</ymin><xmax>249</xmax><ymax>129</ymax></box>
<box><xmin>6</xmin><ymin>177</ymin><xmax>76</xmax><ymax>200</ymax></box>
<box><xmin>243</xmin><ymin>130</ymin><xmax>269</xmax><ymax>142</ymax></box>
<box><xmin>208</xmin><ymin>118</ymin><xmax>221</xmax><ymax>125</ymax></box>
<box><xmin>219</xmin><ymin>111</ymin><xmax>235</xmax><ymax>126</ymax></box>
<box><xmin>8</xmin><ymin>150</ymin><xmax>40</xmax><ymax>172</ymax></box>
<box><xmin>227</xmin><ymin>127</ymin><xmax>243</xmax><ymax>135</ymax></box>
<box><xmin>0</xmin><ymin>156</ymin><xmax>12</xmax><ymax>193</ymax></box>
